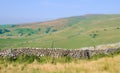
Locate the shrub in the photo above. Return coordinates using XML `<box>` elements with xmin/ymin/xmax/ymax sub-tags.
<box><xmin>38</xmin><ymin>28</ymin><xmax>41</xmax><ymax>32</ymax></box>
<box><xmin>11</xmin><ymin>25</ymin><xmax>16</xmax><ymax>28</ymax></box>
<box><xmin>91</xmin><ymin>53</ymin><xmax>106</xmax><ymax>60</ymax></box>
<box><xmin>104</xmin><ymin>29</ymin><xmax>107</xmax><ymax>31</ymax></box>
<box><xmin>6</xmin><ymin>34</ymin><xmax>13</xmax><ymax>36</ymax></box>
<box><xmin>27</xmin><ymin>33</ymin><xmax>32</xmax><ymax>36</ymax></box>
<box><xmin>19</xmin><ymin>33</ymin><xmax>24</xmax><ymax>36</ymax></box>
<box><xmin>14</xmin><ymin>54</ymin><xmax>35</xmax><ymax>64</ymax></box>
<box><xmin>52</xmin><ymin>29</ymin><xmax>57</xmax><ymax>32</ymax></box>
<box><xmin>116</xmin><ymin>27</ymin><xmax>120</xmax><ymax>29</ymax></box>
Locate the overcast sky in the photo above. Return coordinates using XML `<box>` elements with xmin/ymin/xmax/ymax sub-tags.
<box><xmin>0</xmin><ymin>0</ymin><xmax>120</xmax><ymax>24</ymax></box>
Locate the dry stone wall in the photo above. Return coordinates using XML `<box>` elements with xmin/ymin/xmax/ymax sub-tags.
<box><xmin>0</xmin><ymin>47</ymin><xmax>120</xmax><ymax>59</ymax></box>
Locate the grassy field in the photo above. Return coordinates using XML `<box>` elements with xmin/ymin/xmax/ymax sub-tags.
<box><xmin>0</xmin><ymin>54</ymin><xmax>120</xmax><ymax>73</ymax></box>
<box><xmin>0</xmin><ymin>14</ymin><xmax>120</xmax><ymax>49</ymax></box>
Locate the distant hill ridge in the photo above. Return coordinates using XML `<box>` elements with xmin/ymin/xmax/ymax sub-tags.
<box><xmin>0</xmin><ymin>14</ymin><xmax>120</xmax><ymax>49</ymax></box>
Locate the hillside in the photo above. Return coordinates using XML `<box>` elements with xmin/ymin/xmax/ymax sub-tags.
<box><xmin>0</xmin><ymin>14</ymin><xmax>120</xmax><ymax>49</ymax></box>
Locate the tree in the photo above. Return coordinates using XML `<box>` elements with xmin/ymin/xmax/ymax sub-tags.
<box><xmin>45</xmin><ymin>27</ymin><xmax>51</xmax><ymax>33</ymax></box>
<box><xmin>4</xmin><ymin>28</ymin><xmax>10</xmax><ymax>32</ymax></box>
<box><xmin>11</xmin><ymin>25</ymin><xmax>16</xmax><ymax>28</ymax></box>
<box><xmin>0</xmin><ymin>29</ymin><xmax>3</xmax><ymax>34</ymax></box>
<box><xmin>89</xmin><ymin>33</ymin><xmax>98</xmax><ymax>38</ymax></box>
<box><xmin>92</xmin><ymin>33</ymin><xmax>98</xmax><ymax>38</ymax></box>
<box><xmin>0</xmin><ymin>28</ymin><xmax>10</xmax><ymax>34</ymax></box>
<box><xmin>38</xmin><ymin>28</ymin><xmax>41</xmax><ymax>31</ymax></box>
<box><xmin>89</xmin><ymin>32</ymin><xmax>98</xmax><ymax>49</ymax></box>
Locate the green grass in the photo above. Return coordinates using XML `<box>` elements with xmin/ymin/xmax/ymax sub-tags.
<box><xmin>0</xmin><ymin>14</ymin><xmax>120</xmax><ymax>49</ymax></box>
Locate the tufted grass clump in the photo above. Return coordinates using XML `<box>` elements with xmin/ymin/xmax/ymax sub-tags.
<box><xmin>0</xmin><ymin>55</ymin><xmax>73</xmax><ymax>64</ymax></box>
<box><xmin>35</xmin><ymin>56</ymin><xmax>73</xmax><ymax>64</ymax></box>
<box><xmin>91</xmin><ymin>49</ymin><xmax>120</xmax><ymax>60</ymax></box>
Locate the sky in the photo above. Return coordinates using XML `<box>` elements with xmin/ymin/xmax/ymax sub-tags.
<box><xmin>0</xmin><ymin>0</ymin><xmax>120</xmax><ymax>24</ymax></box>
